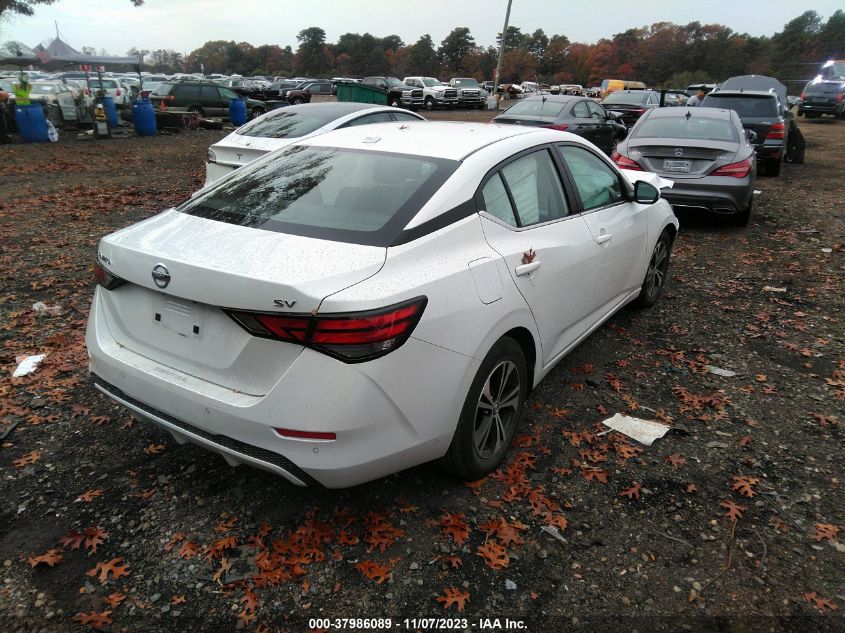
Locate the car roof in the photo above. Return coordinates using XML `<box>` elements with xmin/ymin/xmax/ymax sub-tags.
<box><xmin>518</xmin><ymin>94</ymin><xmax>579</xmax><ymax>103</ymax></box>
<box><xmin>707</xmin><ymin>90</ymin><xmax>775</xmax><ymax>98</ymax></box>
<box><xmin>301</xmin><ymin>121</ymin><xmax>548</xmax><ymax>160</ymax></box>
<box><xmin>268</xmin><ymin>102</ymin><xmax>395</xmax><ymax>116</ymax></box>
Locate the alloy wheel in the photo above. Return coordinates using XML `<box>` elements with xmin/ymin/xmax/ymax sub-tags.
<box><xmin>645</xmin><ymin>238</ymin><xmax>669</xmax><ymax>299</ymax></box>
<box><xmin>473</xmin><ymin>360</ymin><xmax>521</xmax><ymax>460</ymax></box>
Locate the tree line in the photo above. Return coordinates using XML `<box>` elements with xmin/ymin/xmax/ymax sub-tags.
<box><xmin>128</xmin><ymin>10</ymin><xmax>840</xmax><ymax>88</ymax></box>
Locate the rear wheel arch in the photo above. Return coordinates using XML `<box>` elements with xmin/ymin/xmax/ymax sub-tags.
<box><xmin>500</xmin><ymin>327</ymin><xmax>537</xmax><ymax>390</ymax></box>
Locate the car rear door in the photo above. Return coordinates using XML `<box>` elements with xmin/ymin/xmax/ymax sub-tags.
<box><xmin>569</xmin><ymin>99</ymin><xmax>599</xmax><ymax>145</ymax></box>
<box><xmin>587</xmin><ymin>100</ymin><xmax>614</xmax><ymax>153</ymax></box>
<box><xmin>556</xmin><ymin>144</ymin><xmax>649</xmax><ymax>316</ymax></box>
<box><xmin>477</xmin><ymin>147</ymin><xmax>597</xmax><ymax>365</ymax></box>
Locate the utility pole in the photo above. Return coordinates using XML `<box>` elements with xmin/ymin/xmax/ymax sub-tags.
<box><xmin>492</xmin><ymin>0</ymin><xmax>513</xmax><ymax>111</ymax></box>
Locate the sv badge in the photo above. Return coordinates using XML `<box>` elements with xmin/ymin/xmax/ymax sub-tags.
<box><xmin>274</xmin><ymin>299</ymin><xmax>297</xmax><ymax>308</ymax></box>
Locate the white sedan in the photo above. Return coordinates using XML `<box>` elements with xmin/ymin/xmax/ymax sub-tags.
<box><xmin>87</xmin><ymin>122</ymin><xmax>678</xmax><ymax>488</ymax></box>
<box><xmin>204</xmin><ymin>102</ymin><xmax>427</xmax><ymax>184</ymax></box>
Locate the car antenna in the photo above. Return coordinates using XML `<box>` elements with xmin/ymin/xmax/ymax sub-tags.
<box><xmin>685</xmin><ymin>109</ymin><xmax>692</xmax><ymax>119</ymax></box>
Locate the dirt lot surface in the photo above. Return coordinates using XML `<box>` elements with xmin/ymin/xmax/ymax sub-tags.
<box><xmin>0</xmin><ymin>110</ymin><xmax>843</xmax><ymax>633</ymax></box>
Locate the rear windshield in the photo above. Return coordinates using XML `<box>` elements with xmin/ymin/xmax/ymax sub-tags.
<box><xmin>30</xmin><ymin>84</ymin><xmax>62</xmax><ymax>94</ymax></box>
<box><xmin>804</xmin><ymin>82</ymin><xmax>842</xmax><ymax>95</ymax></box>
<box><xmin>503</xmin><ymin>98</ymin><xmax>567</xmax><ymax>117</ymax></box>
<box><xmin>602</xmin><ymin>91</ymin><xmax>649</xmax><ymax>104</ymax></box>
<box><xmin>178</xmin><ymin>146</ymin><xmax>458</xmax><ymax>246</ymax></box>
<box><xmin>236</xmin><ymin>110</ymin><xmax>343</xmax><ymax>138</ymax></box>
<box><xmin>88</xmin><ymin>79</ymin><xmax>118</xmax><ymax>89</ymax></box>
<box><xmin>701</xmin><ymin>94</ymin><xmax>778</xmax><ymax>117</ymax></box>
<box><xmin>634</xmin><ymin>116</ymin><xmax>737</xmax><ymax>142</ymax></box>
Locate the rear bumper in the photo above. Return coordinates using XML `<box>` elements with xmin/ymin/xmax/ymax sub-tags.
<box><xmin>798</xmin><ymin>104</ymin><xmax>842</xmax><ymax>115</ymax></box>
<box><xmin>660</xmin><ymin>177</ymin><xmax>753</xmax><ymax>214</ymax></box>
<box><xmin>86</xmin><ymin>290</ymin><xmax>472</xmax><ymax>487</ymax></box>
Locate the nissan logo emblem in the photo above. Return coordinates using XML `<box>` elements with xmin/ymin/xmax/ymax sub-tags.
<box><xmin>674</xmin><ymin>148</ymin><xmax>684</xmax><ymax>157</ymax></box>
<box><xmin>151</xmin><ymin>263</ymin><xmax>171</xmax><ymax>289</ymax></box>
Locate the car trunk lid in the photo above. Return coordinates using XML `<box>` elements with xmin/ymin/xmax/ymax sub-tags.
<box><xmin>627</xmin><ymin>140</ymin><xmax>739</xmax><ymax>177</ymax></box>
<box><xmin>493</xmin><ymin>115</ymin><xmax>553</xmax><ymax>127</ymax></box>
<box><xmin>95</xmin><ymin>210</ymin><xmax>385</xmax><ymax>395</ymax></box>
<box><xmin>210</xmin><ymin>134</ymin><xmax>289</xmax><ymax>168</ymax></box>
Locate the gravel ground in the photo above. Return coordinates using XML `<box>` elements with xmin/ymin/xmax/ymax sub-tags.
<box><xmin>0</xmin><ymin>109</ymin><xmax>843</xmax><ymax>633</ymax></box>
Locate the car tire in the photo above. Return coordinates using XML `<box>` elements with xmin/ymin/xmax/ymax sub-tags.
<box><xmin>440</xmin><ymin>337</ymin><xmax>527</xmax><ymax>481</ymax></box>
<box><xmin>733</xmin><ymin>198</ymin><xmax>752</xmax><ymax>227</ymax></box>
<box><xmin>766</xmin><ymin>158</ymin><xmax>781</xmax><ymax>177</ymax></box>
<box><xmin>632</xmin><ymin>230</ymin><xmax>672</xmax><ymax>308</ymax></box>
<box><xmin>290</xmin><ymin>97</ymin><xmax>303</xmax><ymax>105</ymax></box>
<box><xmin>187</xmin><ymin>106</ymin><xmax>204</xmax><ymax>118</ymax></box>
<box><xmin>424</xmin><ymin>97</ymin><xmax>435</xmax><ymax>111</ymax></box>
<box><xmin>249</xmin><ymin>107</ymin><xmax>265</xmax><ymax>119</ymax></box>
<box><xmin>389</xmin><ymin>97</ymin><xmax>401</xmax><ymax>108</ymax></box>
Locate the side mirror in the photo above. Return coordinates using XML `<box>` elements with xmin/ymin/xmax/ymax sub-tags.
<box><xmin>634</xmin><ymin>180</ymin><xmax>660</xmax><ymax>205</ymax></box>
<box><xmin>745</xmin><ymin>129</ymin><xmax>758</xmax><ymax>144</ymax></box>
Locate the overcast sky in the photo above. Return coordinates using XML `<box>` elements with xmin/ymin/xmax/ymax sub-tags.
<box><xmin>3</xmin><ymin>0</ymin><xmax>842</xmax><ymax>55</ymax></box>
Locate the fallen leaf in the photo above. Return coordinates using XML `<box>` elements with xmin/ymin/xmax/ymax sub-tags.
<box><xmin>76</xmin><ymin>489</ymin><xmax>103</xmax><ymax>503</ymax></box>
<box><xmin>104</xmin><ymin>592</ymin><xmax>126</xmax><ymax>609</ymax></box>
<box><xmin>731</xmin><ymin>475</ymin><xmax>760</xmax><ymax>498</ymax></box>
<box><xmin>355</xmin><ymin>560</ymin><xmax>392</xmax><ymax>584</ymax></box>
<box><xmin>721</xmin><ymin>500</ymin><xmax>746</xmax><ymax>522</ymax></box>
<box><xmin>812</xmin><ymin>523</ymin><xmax>840</xmax><ymax>543</ymax></box>
<box><xmin>87</xmin><ymin>557</ymin><xmax>130</xmax><ymax>584</ymax></box>
<box><xmin>477</xmin><ymin>540</ymin><xmax>509</xmax><ymax>570</ymax></box>
<box><xmin>13</xmin><ymin>450</ymin><xmax>41</xmax><ymax>468</ymax></box>
<box><xmin>619</xmin><ymin>483</ymin><xmax>643</xmax><ymax>500</ymax></box>
<box><xmin>72</xmin><ymin>610</ymin><xmax>112</xmax><ymax>630</ymax></box>
<box><xmin>435</xmin><ymin>587</ymin><xmax>470</xmax><ymax>611</ymax></box>
<box><xmin>28</xmin><ymin>549</ymin><xmax>63</xmax><ymax>568</ymax></box>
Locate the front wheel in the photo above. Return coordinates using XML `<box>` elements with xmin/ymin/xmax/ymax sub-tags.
<box><xmin>389</xmin><ymin>97</ymin><xmax>401</xmax><ymax>108</ymax></box>
<box><xmin>632</xmin><ymin>230</ymin><xmax>672</xmax><ymax>308</ymax></box>
<box><xmin>249</xmin><ymin>107</ymin><xmax>265</xmax><ymax>119</ymax></box>
<box><xmin>290</xmin><ymin>97</ymin><xmax>303</xmax><ymax>105</ymax></box>
<box><xmin>440</xmin><ymin>338</ymin><xmax>527</xmax><ymax>481</ymax></box>
<box><xmin>424</xmin><ymin>97</ymin><xmax>435</xmax><ymax>111</ymax></box>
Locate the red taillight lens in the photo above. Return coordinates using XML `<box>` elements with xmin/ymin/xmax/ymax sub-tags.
<box><xmin>274</xmin><ymin>428</ymin><xmax>336</xmax><ymax>441</ymax></box>
<box><xmin>766</xmin><ymin>122</ymin><xmax>785</xmax><ymax>140</ymax></box>
<box><xmin>543</xmin><ymin>123</ymin><xmax>569</xmax><ymax>131</ymax></box>
<box><xmin>837</xmin><ymin>94</ymin><xmax>843</xmax><ymax>103</ymax></box>
<box><xmin>226</xmin><ymin>297</ymin><xmax>427</xmax><ymax>363</ymax></box>
<box><xmin>800</xmin><ymin>92</ymin><xmax>806</xmax><ymax>99</ymax></box>
<box><xmin>611</xmin><ymin>151</ymin><xmax>644</xmax><ymax>171</ymax></box>
<box><xmin>115</xmin><ymin>88</ymin><xmax>121</xmax><ymax>96</ymax></box>
<box><xmin>711</xmin><ymin>157</ymin><xmax>753</xmax><ymax>179</ymax></box>
<box><xmin>93</xmin><ymin>262</ymin><xmax>126</xmax><ymax>290</ymax></box>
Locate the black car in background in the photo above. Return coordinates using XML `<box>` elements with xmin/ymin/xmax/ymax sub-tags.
<box><xmin>600</xmin><ymin>90</ymin><xmax>662</xmax><ymax>128</ymax></box>
<box><xmin>798</xmin><ymin>80</ymin><xmax>845</xmax><ymax>119</ymax></box>
<box><xmin>149</xmin><ymin>80</ymin><xmax>267</xmax><ymax>119</ymax></box>
<box><xmin>702</xmin><ymin>75</ymin><xmax>798</xmax><ymax>176</ymax></box>
<box><xmin>493</xmin><ymin>94</ymin><xmax>627</xmax><ymax>155</ymax></box>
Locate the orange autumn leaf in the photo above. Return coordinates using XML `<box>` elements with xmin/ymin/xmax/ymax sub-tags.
<box><xmin>721</xmin><ymin>500</ymin><xmax>746</xmax><ymax>522</ymax></box>
<box><xmin>619</xmin><ymin>482</ymin><xmax>643</xmax><ymax>500</ymax></box>
<box><xmin>731</xmin><ymin>475</ymin><xmax>760</xmax><ymax>498</ymax></box>
<box><xmin>72</xmin><ymin>610</ymin><xmax>112</xmax><ymax>630</ymax></box>
<box><xmin>144</xmin><ymin>443</ymin><xmax>166</xmax><ymax>455</ymax></box>
<box><xmin>355</xmin><ymin>560</ymin><xmax>392</xmax><ymax>584</ymax></box>
<box><xmin>28</xmin><ymin>548</ymin><xmax>63</xmax><ymax>568</ymax></box>
<box><xmin>163</xmin><ymin>532</ymin><xmax>185</xmax><ymax>552</ymax></box>
<box><xmin>804</xmin><ymin>592</ymin><xmax>838</xmax><ymax>612</ymax></box>
<box><xmin>240</xmin><ymin>587</ymin><xmax>259</xmax><ymax>612</ymax></box>
<box><xmin>104</xmin><ymin>592</ymin><xmax>126</xmax><ymax>609</ymax></box>
<box><xmin>477</xmin><ymin>540</ymin><xmax>509</xmax><ymax>570</ymax></box>
<box><xmin>171</xmin><ymin>595</ymin><xmax>186</xmax><ymax>605</ymax></box>
<box><xmin>87</xmin><ymin>557</ymin><xmax>130</xmax><ymax>584</ymax></box>
<box><xmin>440</xmin><ymin>512</ymin><xmax>470</xmax><ymax>546</ymax></box>
<box><xmin>435</xmin><ymin>587</ymin><xmax>470</xmax><ymax>611</ymax></box>
<box><xmin>178</xmin><ymin>541</ymin><xmax>200</xmax><ymax>560</ymax></box>
<box><xmin>812</xmin><ymin>524</ymin><xmax>840</xmax><ymax>543</ymax></box>
<box><xmin>76</xmin><ymin>489</ymin><xmax>103</xmax><ymax>503</ymax></box>
<box><xmin>664</xmin><ymin>454</ymin><xmax>687</xmax><ymax>469</ymax></box>
<box><xmin>13</xmin><ymin>450</ymin><xmax>41</xmax><ymax>468</ymax></box>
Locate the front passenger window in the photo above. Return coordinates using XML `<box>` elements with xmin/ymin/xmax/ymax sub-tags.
<box><xmin>481</xmin><ymin>173</ymin><xmax>517</xmax><ymax>227</ymax></box>
<box><xmin>557</xmin><ymin>146</ymin><xmax>623</xmax><ymax>211</ymax></box>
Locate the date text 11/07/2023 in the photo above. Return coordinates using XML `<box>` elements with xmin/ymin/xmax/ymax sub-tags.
<box><xmin>307</xmin><ymin>617</ymin><xmax>528</xmax><ymax>630</ymax></box>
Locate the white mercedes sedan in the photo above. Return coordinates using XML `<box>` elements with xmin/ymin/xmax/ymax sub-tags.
<box><xmin>204</xmin><ymin>102</ymin><xmax>427</xmax><ymax>184</ymax></box>
<box><xmin>87</xmin><ymin>122</ymin><xmax>678</xmax><ymax>488</ymax></box>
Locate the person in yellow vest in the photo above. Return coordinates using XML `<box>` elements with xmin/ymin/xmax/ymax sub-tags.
<box><xmin>13</xmin><ymin>72</ymin><xmax>32</xmax><ymax>105</ymax></box>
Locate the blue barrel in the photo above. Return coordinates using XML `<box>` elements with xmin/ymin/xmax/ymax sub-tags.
<box><xmin>229</xmin><ymin>98</ymin><xmax>247</xmax><ymax>125</ymax></box>
<box><xmin>14</xmin><ymin>104</ymin><xmax>49</xmax><ymax>143</ymax></box>
<box><xmin>101</xmin><ymin>96</ymin><xmax>118</xmax><ymax>128</ymax></box>
<box><xmin>132</xmin><ymin>98</ymin><xmax>157</xmax><ymax>137</ymax></box>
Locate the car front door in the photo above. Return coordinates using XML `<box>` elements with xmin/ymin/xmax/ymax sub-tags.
<box><xmin>586</xmin><ymin>100</ymin><xmax>614</xmax><ymax>153</ymax></box>
<box><xmin>556</xmin><ymin>144</ymin><xmax>649</xmax><ymax>318</ymax></box>
<box><xmin>477</xmin><ymin>148</ymin><xmax>597</xmax><ymax>366</ymax></box>
<box><xmin>200</xmin><ymin>85</ymin><xmax>223</xmax><ymax>116</ymax></box>
<box><xmin>569</xmin><ymin>99</ymin><xmax>599</xmax><ymax>146</ymax></box>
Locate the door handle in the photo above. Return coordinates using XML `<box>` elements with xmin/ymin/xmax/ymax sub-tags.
<box><xmin>515</xmin><ymin>261</ymin><xmax>541</xmax><ymax>276</ymax></box>
<box><xmin>596</xmin><ymin>233</ymin><xmax>613</xmax><ymax>245</ymax></box>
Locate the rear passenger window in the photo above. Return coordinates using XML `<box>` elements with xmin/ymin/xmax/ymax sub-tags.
<box><xmin>178</xmin><ymin>84</ymin><xmax>201</xmax><ymax>100</ymax></box>
<box><xmin>345</xmin><ymin>112</ymin><xmax>393</xmax><ymax>127</ymax></box>
<box><xmin>557</xmin><ymin>146</ymin><xmax>623</xmax><ymax>210</ymax></box>
<box><xmin>481</xmin><ymin>173</ymin><xmax>517</xmax><ymax>227</ymax></box>
<box><xmin>200</xmin><ymin>85</ymin><xmax>219</xmax><ymax>100</ymax></box>
<box><xmin>500</xmin><ymin>150</ymin><xmax>569</xmax><ymax>226</ymax></box>
<box><xmin>572</xmin><ymin>101</ymin><xmax>590</xmax><ymax>118</ymax></box>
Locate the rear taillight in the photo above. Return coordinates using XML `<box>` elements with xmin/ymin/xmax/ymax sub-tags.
<box><xmin>837</xmin><ymin>94</ymin><xmax>843</xmax><ymax>103</ymax></box>
<box><xmin>711</xmin><ymin>157</ymin><xmax>753</xmax><ymax>179</ymax></box>
<box><xmin>543</xmin><ymin>123</ymin><xmax>569</xmax><ymax>131</ymax></box>
<box><xmin>611</xmin><ymin>151</ymin><xmax>643</xmax><ymax>171</ymax></box>
<box><xmin>93</xmin><ymin>262</ymin><xmax>126</xmax><ymax>290</ymax></box>
<box><xmin>115</xmin><ymin>88</ymin><xmax>121</xmax><ymax>96</ymax></box>
<box><xmin>766</xmin><ymin>122</ymin><xmax>785</xmax><ymax>139</ymax></box>
<box><xmin>800</xmin><ymin>92</ymin><xmax>806</xmax><ymax>99</ymax></box>
<box><xmin>225</xmin><ymin>297</ymin><xmax>427</xmax><ymax>363</ymax></box>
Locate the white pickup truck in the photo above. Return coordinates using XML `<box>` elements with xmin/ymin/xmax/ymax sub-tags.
<box><xmin>403</xmin><ymin>76</ymin><xmax>458</xmax><ymax>110</ymax></box>
<box><xmin>448</xmin><ymin>77</ymin><xmax>488</xmax><ymax>109</ymax></box>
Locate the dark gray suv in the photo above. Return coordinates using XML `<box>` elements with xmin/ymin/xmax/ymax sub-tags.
<box><xmin>149</xmin><ymin>80</ymin><xmax>267</xmax><ymax>120</ymax></box>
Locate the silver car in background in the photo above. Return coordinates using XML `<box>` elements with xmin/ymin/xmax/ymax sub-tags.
<box><xmin>612</xmin><ymin>107</ymin><xmax>756</xmax><ymax>225</ymax></box>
